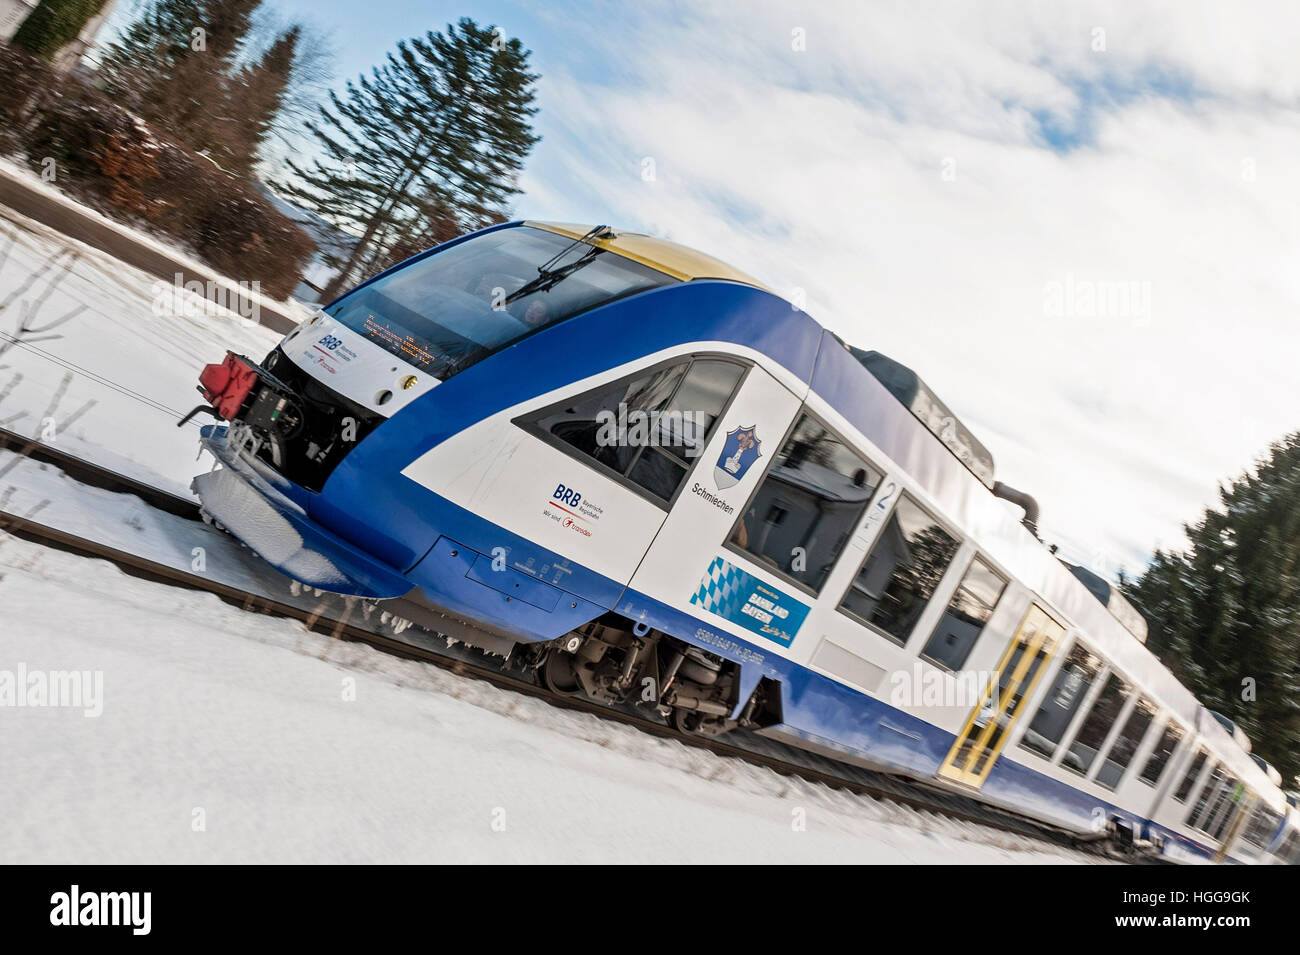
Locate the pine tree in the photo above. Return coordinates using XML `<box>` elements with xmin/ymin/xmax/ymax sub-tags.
<box><xmin>96</xmin><ymin>0</ymin><xmax>261</xmax><ymax>163</ymax></box>
<box><xmin>275</xmin><ymin>18</ymin><xmax>539</xmax><ymax>298</ymax></box>
<box><xmin>219</xmin><ymin>25</ymin><xmax>299</xmax><ymax>176</ymax></box>
<box><xmin>1125</xmin><ymin>433</ymin><xmax>1300</xmax><ymax>786</ymax></box>
<box><xmin>96</xmin><ymin>0</ymin><xmax>210</xmax><ymax>108</ymax></box>
<box><xmin>165</xmin><ymin>0</ymin><xmax>260</xmax><ymax>132</ymax></box>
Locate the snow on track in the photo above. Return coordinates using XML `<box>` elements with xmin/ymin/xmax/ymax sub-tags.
<box><xmin>0</xmin><ymin>534</ymin><xmax>1099</xmax><ymax>864</ymax></box>
<box><xmin>0</xmin><ymin>209</ymin><xmax>285</xmax><ymax>496</ymax></box>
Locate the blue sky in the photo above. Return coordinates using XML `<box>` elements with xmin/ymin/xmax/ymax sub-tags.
<box><xmin>100</xmin><ymin>1</ymin><xmax>1300</xmax><ymax>579</ymax></box>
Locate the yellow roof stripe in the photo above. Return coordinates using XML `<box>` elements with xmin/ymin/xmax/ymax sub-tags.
<box><xmin>524</xmin><ymin>221</ymin><xmax>772</xmax><ymax>292</ymax></box>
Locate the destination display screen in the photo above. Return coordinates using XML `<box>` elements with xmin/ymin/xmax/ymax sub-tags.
<box><xmin>360</xmin><ymin>314</ymin><xmax>439</xmax><ymax>370</ymax></box>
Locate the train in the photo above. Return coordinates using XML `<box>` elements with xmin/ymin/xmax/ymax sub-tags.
<box><xmin>185</xmin><ymin>220</ymin><xmax>1299</xmax><ymax>864</ymax></box>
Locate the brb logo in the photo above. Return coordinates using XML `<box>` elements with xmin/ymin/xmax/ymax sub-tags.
<box><xmin>553</xmin><ymin>484</ymin><xmax>582</xmax><ymax>507</ymax></box>
<box><xmin>549</xmin><ymin>484</ymin><xmax>594</xmax><ymax>536</ymax></box>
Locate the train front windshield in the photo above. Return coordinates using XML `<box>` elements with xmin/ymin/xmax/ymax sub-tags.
<box><xmin>323</xmin><ymin>226</ymin><xmax>678</xmax><ymax>378</ymax></box>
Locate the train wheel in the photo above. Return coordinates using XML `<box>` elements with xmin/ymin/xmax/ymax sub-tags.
<box><xmin>540</xmin><ymin>650</ymin><xmax>581</xmax><ymax>696</ymax></box>
<box><xmin>671</xmin><ymin>707</ymin><xmax>704</xmax><ymax>735</ymax></box>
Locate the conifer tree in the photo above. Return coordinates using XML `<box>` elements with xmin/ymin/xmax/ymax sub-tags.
<box><xmin>1126</xmin><ymin>433</ymin><xmax>1300</xmax><ymax>785</ymax></box>
<box><xmin>276</xmin><ymin>18</ymin><xmax>539</xmax><ymax>297</ymax></box>
<box><xmin>96</xmin><ymin>0</ymin><xmax>214</xmax><ymax>108</ymax></box>
<box><xmin>96</xmin><ymin>0</ymin><xmax>260</xmax><ymax>161</ymax></box>
<box><xmin>94</xmin><ymin>0</ymin><xmax>314</xmax><ymax>177</ymax></box>
<box><xmin>221</xmin><ymin>25</ymin><xmax>299</xmax><ymax>176</ymax></box>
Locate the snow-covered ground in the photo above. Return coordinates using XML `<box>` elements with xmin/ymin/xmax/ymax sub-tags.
<box><xmin>0</xmin><ymin>535</ymin><xmax>1096</xmax><ymax>863</ymax></box>
<box><xmin>0</xmin><ymin>201</ymin><xmax>1099</xmax><ymax>862</ymax></box>
<box><xmin>0</xmin><ymin>205</ymin><xmax>288</xmax><ymax>496</ymax></box>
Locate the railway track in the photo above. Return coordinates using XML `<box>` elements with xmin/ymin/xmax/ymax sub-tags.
<box><xmin>0</xmin><ymin>425</ymin><xmax>1130</xmax><ymax>861</ymax></box>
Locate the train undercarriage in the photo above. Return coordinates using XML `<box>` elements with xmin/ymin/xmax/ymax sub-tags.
<box><xmin>520</xmin><ymin>616</ymin><xmax>782</xmax><ymax>737</ymax></box>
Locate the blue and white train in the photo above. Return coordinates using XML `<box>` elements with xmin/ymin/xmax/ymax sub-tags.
<box><xmin>188</xmin><ymin>221</ymin><xmax>1299</xmax><ymax>864</ymax></box>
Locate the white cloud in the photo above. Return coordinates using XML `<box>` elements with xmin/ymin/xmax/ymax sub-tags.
<box><xmin>516</xmin><ymin>0</ymin><xmax>1300</xmax><ymax>579</ymax></box>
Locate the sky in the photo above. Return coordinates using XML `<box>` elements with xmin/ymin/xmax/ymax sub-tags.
<box><xmin>101</xmin><ymin>0</ymin><xmax>1300</xmax><ymax>580</ymax></box>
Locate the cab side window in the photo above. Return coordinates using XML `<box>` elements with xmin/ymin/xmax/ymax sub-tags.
<box><xmin>521</xmin><ymin>357</ymin><xmax>745</xmax><ymax>504</ymax></box>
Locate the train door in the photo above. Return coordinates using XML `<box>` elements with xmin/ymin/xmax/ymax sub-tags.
<box><xmin>621</xmin><ymin>360</ymin><xmax>804</xmax><ymax>638</ymax></box>
<box><xmin>1213</xmin><ymin>789</ymin><xmax>1258</xmax><ymax>863</ymax></box>
<box><xmin>938</xmin><ymin>604</ymin><xmax>1063</xmax><ymax>788</ymax></box>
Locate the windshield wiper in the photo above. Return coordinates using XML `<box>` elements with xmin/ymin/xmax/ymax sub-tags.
<box><xmin>504</xmin><ymin>224</ymin><xmax>613</xmax><ymax>305</ymax></box>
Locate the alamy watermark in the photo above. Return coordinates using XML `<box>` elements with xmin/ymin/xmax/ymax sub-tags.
<box><xmin>595</xmin><ymin>402</ymin><xmax>706</xmax><ymax>458</ymax></box>
<box><xmin>50</xmin><ymin>885</ymin><xmax>150</xmax><ymax>935</ymax></box>
<box><xmin>1044</xmin><ymin>273</ymin><xmax>1151</xmax><ymax>323</ymax></box>
<box><xmin>889</xmin><ymin>663</ymin><xmax>999</xmax><ymax>710</ymax></box>
<box><xmin>0</xmin><ymin>663</ymin><xmax>103</xmax><ymax>717</ymax></box>
<box><xmin>151</xmin><ymin>272</ymin><xmax>261</xmax><ymax>326</ymax></box>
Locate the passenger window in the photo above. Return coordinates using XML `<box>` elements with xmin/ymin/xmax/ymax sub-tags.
<box><xmin>1061</xmin><ymin>672</ymin><xmax>1130</xmax><ymax>776</ymax></box>
<box><xmin>1138</xmin><ymin>722</ymin><xmax>1183</xmax><ymax>786</ymax></box>
<box><xmin>1242</xmin><ymin>807</ymin><xmax>1281</xmax><ymax>849</ymax></box>
<box><xmin>1020</xmin><ymin>642</ymin><xmax>1103</xmax><ymax>759</ymax></box>
<box><xmin>1095</xmin><ymin>697</ymin><xmax>1156</xmax><ymax>789</ymax></box>
<box><xmin>1208</xmin><ymin>781</ymin><xmax>1243</xmax><ymax>840</ymax></box>
<box><xmin>729</xmin><ymin>414</ymin><xmax>881</xmax><ymax>592</ymax></box>
<box><xmin>522</xmin><ymin>356</ymin><xmax>744</xmax><ymax>503</ymax></box>
<box><xmin>1173</xmin><ymin>748</ymin><xmax>1208</xmax><ymax>802</ymax></box>
<box><xmin>1187</xmin><ymin>768</ymin><xmax>1240</xmax><ymax>838</ymax></box>
<box><xmin>920</xmin><ymin>556</ymin><xmax>1006</xmax><ymax>669</ymax></box>
<box><xmin>1276</xmin><ymin>829</ymin><xmax>1300</xmax><ymax>864</ymax></box>
<box><xmin>839</xmin><ymin>494</ymin><xmax>960</xmax><ymax>643</ymax></box>
<box><xmin>1186</xmin><ymin>765</ymin><xmax>1223</xmax><ymax>830</ymax></box>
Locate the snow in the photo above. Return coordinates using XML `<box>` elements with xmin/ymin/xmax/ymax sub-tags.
<box><xmin>0</xmin><ymin>532</ymin><xmax>1099</xmax><ymax>863</ymax></box>
<box><xmin>191</xmin><ymin>465</ymin><xmax>346</xmax><ymax>587</ymax></box>
<box><xmin>0</xmin><ymin>198</ymin><xmax>290</xmax><ymax>496</ymax></box>
<box><xmin>0</xmin><ymin>445</ymin><xmax>361</xmax><ymax>622</ymax></box>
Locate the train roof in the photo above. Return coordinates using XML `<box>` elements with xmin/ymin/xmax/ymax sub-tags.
<box><xmin>525</xmin><ymin>221</ymin><xmax>771</xmax><ymax>291</ymax></box>
<box><xmin>1063</xmin><ymin>563</ymin><xmax>1150</xmax><ymax>644</ymax></box>
<box><xmin>849</xmin><ymin>347</ymin><xmax>997</xmax><ymax>490</ymax></box>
